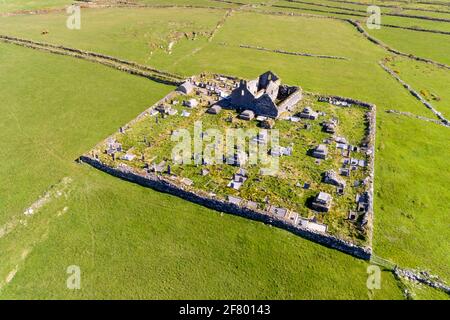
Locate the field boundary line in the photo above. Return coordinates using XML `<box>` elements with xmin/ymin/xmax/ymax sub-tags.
<box><xmin>0</xmin><ymin>1</ymin><xmax>233</xmax><ymax>17</ymax></box>
<box><xmin>371</xmin><ymin>254</ymin><xmax>450</xmax><ymax>295</ymax></box>
<box><xmin>385</xmin><ymin>110</ymin><xmax>449</xmax><ymax>127</ymax></box>
<box><xmin>238</xmin><ymin>44</ymin><xmax>350</xmax><ymax>60</ymax></box>
<box><xmin>347</xmin><ymin>20</ymin><xmax>450</xmax><ymax>70</ymax></box>
<box><xmin>325</xmin><ymin>0</ymin><xmax>450</xmax><ymax>15</ymax></box>
<box><xmin>0</xmin><ymin>34</ymin><xmax>185</xmax><ymax>85</ymax></box>
<box><xmin>394</xmin><ymin>267</ymin><xmax>450</xmax><ymax>295</ymax></box>
<box><xmin>284</xmin><ymin>0</ymin><xmax>450</xmax><ymax>22</ymax></box>
<box><xmin>379</xmin><ymin>60</ymin><xmax>450</xmax><ymax>125</ymax></box>
<box><xmin>268</xmin><ymin>3</ymin><xmax>450</xmax><ymax>35</ymax></box>
<box><xmin>79</xmin><ymin>155</ymin><xmax>374</xmax><ymax>261</ymax></box>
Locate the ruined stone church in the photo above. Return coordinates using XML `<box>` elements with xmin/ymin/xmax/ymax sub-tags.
<box><xmin>228</xmin><ymin>71</ymin><xmax>302</xmax><ymax>119</ymax></box>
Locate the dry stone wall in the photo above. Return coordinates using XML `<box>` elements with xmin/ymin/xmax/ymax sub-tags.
<box><xmin>239</xmin><ymin>44</ymin><xmax>349</xmax><ymax>60</ymax></box>
<box><xmin>0</xmin><ymin>35</ymin><xmax>184</xmax><ymax>85</ymax></box>
<box><xmin>379</xmin><ymin>61</ymin><xmax>450</xmax><ymax>125</ymax></box>
<box><xmin>78</xmin><ymin>156</ymin><xmax>372</xmax><ymax>260</ymax></box>
<box><xmin>348</xmin><ymin>20</ymin><xmax>450</xmax><ymax>70</ymax></box>
<box><xmin>78</xmin><ymin>88</ymin><xmax>378</xmax><ymax>260</ymax></box>
<box><xmin>312</xmin><ymin>92</ymin><xmax>376</xmax><ymax>247</ymax></box>
<box><xmin>386</xmin><ymin>110</ymin><xmax>448</xmax><ymax>127</ymax></box>
<box><xmin>395</xmin><ymin>268</ymin><xmax>450</xmax><ymax>294</ymax></box>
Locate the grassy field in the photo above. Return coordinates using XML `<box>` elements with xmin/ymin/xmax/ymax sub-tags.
<box><xmin>0</xmin><ymin>1</ymin><xmax>449</xmax><ymax>299</ymax></box>
<box><xmin>259</xmin><ymin>0</ymin><xmax>450</xmax><ymax>66</ymax></box>
<box><xmin>0</xmin><ymin>0</ymin><xmax>73</xmax><ymax>13</ymax></box>
<box><xmin>1</xmin><ymin>7</ymin><xmax>433</xmax><ymax>118</ymax></box>
<box><xmin>0</xmin><ymin>7</ymin><xmax>225</xmax><ymax>65</ymax></box>
<box><xmin>0</xmin><ymin>42</ymin><xmax>404</xmax><ymax>299</ymax></box>
<box><xmin>386</xmin><ymin>57</ymin><xmax>450</xmax><ymax>119</ymax></box>
<box><xmin>373</xmin><ymin>113</ymin><xmax>450</xmax><ymax>284</ymax></box>
<box><xmin>366</xmin><ymin>27</ymin><xmax>450</xmax><ymax>65</ymax></box>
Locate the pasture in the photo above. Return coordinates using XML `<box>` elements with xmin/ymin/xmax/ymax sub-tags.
<box><xmin>0</xmin><ymin>0</ymin><xmax>448</xmax><ymax>299</ymax></box>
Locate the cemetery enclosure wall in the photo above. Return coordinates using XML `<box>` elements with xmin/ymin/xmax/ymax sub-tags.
<box><xmin>78</xmin><ymin>156</ymin><xmax>372</xmax><ymax>261</ymax></box>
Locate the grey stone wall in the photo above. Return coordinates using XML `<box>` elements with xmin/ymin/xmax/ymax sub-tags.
<box><xmin>312</xmin><ymin>92</ymin><xmax>376</xmax><ymax>247</ymax></box>
<box><xmin>386</xmin><ymin>110</ymin><xmax>448</xmax><ymax>127</ymax></box>
<box><xmin>277</xmin><ymin>87</ymin><xmax>303</xmax><ymax>113</ymax></box>
<box><xmin>347</xmin><ymin>20</ymin><xmax>450</xmax><ymax>71</ymax></box>
<box><xmin>379</xmin><ymin>62</ymin><xmax>449</xmax><ymax>126</ymax></box>
<box><xmin>0</xmin><ymin>35</ymin><xmax>184</xmax><ymax>85</ymax></box>
<box><xmin>394</xmin><ymin>268</ymin><xmax>450</xmax><ymax>295</ymax></box>
<box><xmin>78</xmin><ymin>156</ymin><xmax>372</xmax><ymax>260</ymax></box>
<box><xmin>239</xmin><ymin>44</ymin><xmax>349</xmax><ymax>60</ymax></box>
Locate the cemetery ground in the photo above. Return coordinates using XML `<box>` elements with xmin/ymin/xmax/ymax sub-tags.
<box><xmin>87</xmin><ymin>85</ymin><xmax>373</xmax><ymax>245</ymax></box>
<box><xmin>0</xmin><ymin>0</ymin><xmax>448</xmax><ymax>299</ymax></box>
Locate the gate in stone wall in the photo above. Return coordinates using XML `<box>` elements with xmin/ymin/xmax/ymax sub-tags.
<box><xmin>370</xmin><ymin>254</ymin><xmax>397</xmax><ymax>271</ymax></box>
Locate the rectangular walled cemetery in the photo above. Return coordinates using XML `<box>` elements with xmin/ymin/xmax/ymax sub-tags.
<box><xmin>79</xmin><ymin>71</ymin><xmax>377</xmax><ymax>259</ymax></box>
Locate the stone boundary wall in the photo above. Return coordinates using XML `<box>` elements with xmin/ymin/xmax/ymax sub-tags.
<box><xmin>348</xmin><ymin>20</ymin><xmax>450</xmax><ymax>70</ymax></box>
<box><xmin>418</xmin><ymin>0</ymin><xmax>450</xmax><ymax>7</ymax></box>
<box><xmin>394</xmin><ymin>268</ymin><xmax>450</xmax><ymax>295</ymax></box>
<box><xmin>78</xmin><ymin>86</ymin><xmax>377</xmax><ymax>260</ymax></box>
<box><xmin>272</xmin><ymin>1</ymin><xmax>450</xmax><ymax>35</ymax></box>
<box><xmin>278</xmin><ymin>87</ymin><xmax>303</xmax><ymax>112</ymax></box>
<box><xmin>311</xmin><ymin>92</ymin><xmax>376</xmax><ymax>247</ymax></box>
<box><xmin>208</xmin><ymin>7</ymin><xmax>235</xmax><ymax>42</ymax></box>
<box><xmin>272</xmin><ymin>3</ymin><xmax>366</xmax><ymax>18</ymax></box>
<box><xmin>0</xmin><ymin>35</ymin><xmax>184</xmax><ymax>85</ymax></box>
<box><xmin>286</xmin><ymin>0</ymin><xmax>450</xmax><ymax>22</ymax></box>
<box><xmin>379</xmin><ymin>61</ymin><xmax>450</xmax><ymax>125</ymax></box>
<box><xmin>326</xmin><ymin>0</ymin><xmax>450</xmax><ymax>15</ymax></box>
<box><xmin>379</xmin><ymin>10</ymin><xmax>450</xmax><ymax>22</ymax></box>
<box><xmin>314</xmin><ymin>93</ymin><xmax>376</xmax><ymax>109</ymax></box>
<box><xmin>380</xmin><ymin>23</ymin><xmax>450</xmax><ymax>36</ymax></box>
<box><xmin>78</xmin><ymin>156</ymin><xmax>372</xmax><ymax>260</ymax></box>
<box><xmin>210</xmin><ymin>0</ymin><xmax>246</xmax><ymax>5</ymax></box>
<box><xmin>0</xmin><ymin>34</ymin><xmax>183</xmax><ymax>78</ymax></box>
<box><xmin>239</xmin><ymin>44</ymin><xmax>350</xmax><ymax>60</ymax></box>
<box><xmin>386</xmin><ymin>109</ymin><xmax>449</xmax><ymax>127</ymax></box>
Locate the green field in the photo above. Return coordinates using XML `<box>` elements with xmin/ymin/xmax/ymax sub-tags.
<box><xmin>0</xmin><ymin>43</ymin><xmax>405</xmax><ymax>299</ymax></box>
<box><xmin>0</xmin><ymin>0</ymin><xmax>73</xmax><ymax>13</ymax></box>
<box><xmin>366</xmin><ymin>27</ymin><xmax>450</xmax><ymax>65</ymax></box>
<box><xmin>0</xmin><ymin>0</ymin><xmax>449</xmax><ymax>299</ymax></box>
<box><xmin>386</xmin><ymin>57</ymin><xmax>450</xmax><ymax>119</ymax></box>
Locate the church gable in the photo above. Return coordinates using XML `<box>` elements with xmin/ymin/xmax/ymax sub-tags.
<box><xmin>227</xmin><ymin>71</ymin><xmax>301</xmax><ymax>118</ymax></box>
<box><xmin>229</xmin><ymin>80</ymin><xmax>255</xmax><ymax>111</ymax></box>
<box><xmin>252</xmin><ymin>94</ymin><xmax>278</xmax><ymax>118</ymax></box>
